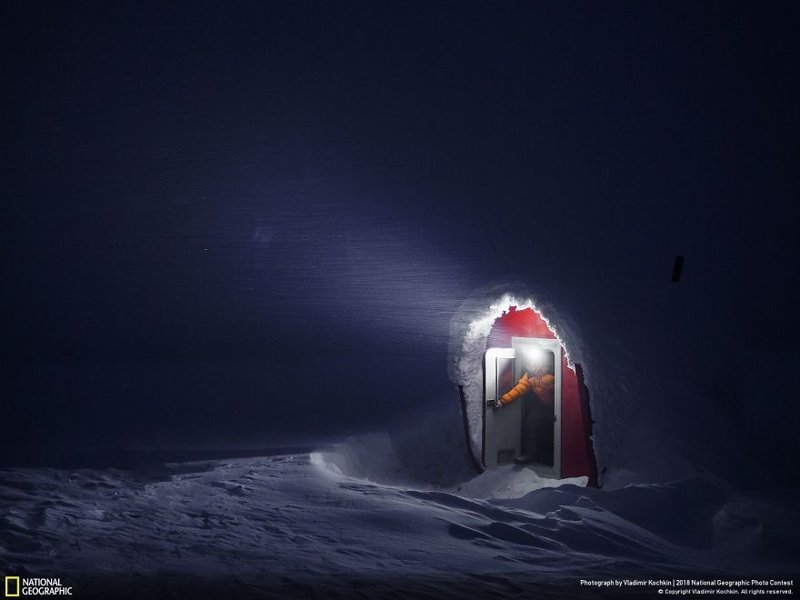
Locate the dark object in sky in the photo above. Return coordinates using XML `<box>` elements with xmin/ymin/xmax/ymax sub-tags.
<box><xmin>672</xmin><ymin>256</ymin><xmax>685</xmax><ymax>283</ymax></box>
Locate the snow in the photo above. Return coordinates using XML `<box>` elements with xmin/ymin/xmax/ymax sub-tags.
<box><xmin>1</xmin><ymin>450</ymin><xmax>797</xmax><ymax>599</ymax></box>
<box><xmin>3</xmin><ymin>280</ymin><xmax>798</xmax><ymax>597</ymax></box>
<box><xmin>447</xmin><ymin>277</ymin><xmax>798</xmax><ymax>490</ymax></box>
<box><xmin>452</xmin><ymin>465</ymin><xmax>588</xmax><ymax>499</ymax></box>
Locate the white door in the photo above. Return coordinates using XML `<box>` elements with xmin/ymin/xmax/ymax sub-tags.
<box><xmin>483</xmin><ymin>347</ymin><xmax>520</xmax><ymax>468</ymax></box>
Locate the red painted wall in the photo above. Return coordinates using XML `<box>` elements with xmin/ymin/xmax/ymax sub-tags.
<box><xmin>485</xmin><ymin>306</ymin><xmax>598</xmax><ymax>486</ymax></box>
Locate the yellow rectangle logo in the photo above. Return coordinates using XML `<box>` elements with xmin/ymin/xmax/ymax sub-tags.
<box><xmin>5</xmin><ymin>576</ymin><xmax>20</xmax><ymax>597</ymax></box>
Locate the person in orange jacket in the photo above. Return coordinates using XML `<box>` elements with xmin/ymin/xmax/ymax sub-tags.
<box><xmin>496</xmin><ymin>370</ymin><xmax>556</xmax><ymax>466</ymax></box>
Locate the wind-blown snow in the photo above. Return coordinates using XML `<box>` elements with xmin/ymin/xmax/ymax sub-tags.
<box><xmin>1</xmin><ymin>452</ymin><xmax>797</xmax><ymax>599</ymax></box>
<box><xmin>3</xmin><ymin>278</ymin><xmax>798</xmax><ymax>597</ymax></box>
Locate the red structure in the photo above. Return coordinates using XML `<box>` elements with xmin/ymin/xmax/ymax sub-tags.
<box><xmin>483</xmin><ymin>306</ymin><xmax>598</xmax><ymax>486</ymax></box>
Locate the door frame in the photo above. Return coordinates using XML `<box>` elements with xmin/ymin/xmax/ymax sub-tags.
<box><xmin>482</xmin><ymin>337</ymin><xmax>562</xmax><ymax>478</ymax></box>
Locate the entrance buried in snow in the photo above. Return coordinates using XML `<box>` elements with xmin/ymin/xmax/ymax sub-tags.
<box><xmin>454</xmin><ymin>302</ymin><xmax>597</xmax><ymax>484</ymax></box>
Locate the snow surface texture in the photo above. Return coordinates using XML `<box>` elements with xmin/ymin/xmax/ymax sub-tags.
<box><xmin>2</xmin><ymin>452</ymin><xmax>798</xmax><ymax>599</ymax></box>
<box><xmin>3</xmin><ymin>281</ymin><xmax>798</xmax><ymax>597</ymax></box>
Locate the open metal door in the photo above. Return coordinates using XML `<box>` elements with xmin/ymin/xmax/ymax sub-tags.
<box><xmin>483</xmin><ymin>337</ymin><xmax>562</xmax><ymax>477</ymax></box>
<box><xmin>484</xmin><ymin>347</ymin><xmax>520</xmax><ymax>468</ymax></box>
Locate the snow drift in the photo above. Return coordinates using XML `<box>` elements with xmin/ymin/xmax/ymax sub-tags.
<box><xmin>2</xmin><ymin>453</ymin><xmax>797</xmax><ymax>599</ymax></box>
<box><xmin>3</xmin><ymin>277</ymin><xmax>797</xmax><ymax>598</ymax></box>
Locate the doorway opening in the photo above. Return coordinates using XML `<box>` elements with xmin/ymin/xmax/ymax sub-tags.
<box><xmin>452</xmin><ymin>297</ymin><xmax>597</xmax><ymax>485</ymax></box>
<box><xmin>484</xmin><ymin>336</ymin><xmax>561</xmax><ymax>477</ymax></box>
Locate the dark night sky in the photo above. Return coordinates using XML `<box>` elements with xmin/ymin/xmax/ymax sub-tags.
<box><xmin>2</xmin><ymin>2</ymin><xmax>798</xmax><ymax>459</ymax></box>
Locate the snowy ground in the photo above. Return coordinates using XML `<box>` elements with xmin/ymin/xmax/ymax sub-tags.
<box><xmin>2</xmin><ymin>443</ymin><xmax>798</xmax><ymax>599</ymax></box>
<box><xmin>3</xmin><ymin>285</ymin><xmax>798</xmax><ymax>598</ymax></box>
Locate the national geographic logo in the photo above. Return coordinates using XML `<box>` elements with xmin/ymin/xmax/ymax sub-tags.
<box><xmin>4</xmin><ymin>577</ymin><xmax>73</xmax><ymax>596</ymax></box>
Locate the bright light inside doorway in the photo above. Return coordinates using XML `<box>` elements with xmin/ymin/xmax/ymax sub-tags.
<box><xmin>521</xmin><ymin>346</ymin><xmax>545</xmax><ymax>365</ymax></box>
